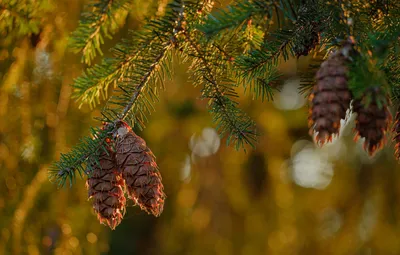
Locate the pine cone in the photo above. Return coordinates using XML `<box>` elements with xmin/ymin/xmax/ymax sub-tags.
<box><xmin>86</xmin><ymin>147</ymin><xmax>126</xmax><ymax>230</ymax></box>
<box><xmin>115</xmin><ymin>122</ymin><xmax>165</xmax><ymax>217</ymax></box>
<box><xmin>393</xmin><ymin>107</ymin><xmax>400</xmax><ymax>160</ymax></box>
<box><xmin>293</xmin><ymin>5</ymin><xmax>320</xmax><ymax>57</ymax></box>
<box><xmin>353</xmin><ymin>88</ymin><xmax>392</xmax><ymax>156</ymax></box>
<box><xmin>308</xmin><ymin>46</ymin><xmax>352</xmax><ymax>145</ymax></box>
<box><xmin>293</xmin><ymin>22</ymin><xmax>320</xmax><ymax>58</ymax></box>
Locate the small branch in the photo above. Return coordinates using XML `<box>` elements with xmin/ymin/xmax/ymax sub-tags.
<box><xmin>287</xmin><ymin>0</ymin><xmax>297</xmax><ymax>20</ymax></box>
<box><xmin>183</xmin><ymin>31</ymin><xmax>253</xmax><ymax>144</ymax></box>
<box><xmin>119</xmin><ymin>43</ymin><xmax>172</xmax><ymax>120</ymax></box>
<box><xmin>245</xmin><ymin>38</ymin><xmax>291</xmax><ymax>73</ymax></box>
<box><xmin>119</xmin><ymin>2</ymin><xmax>186</xmax><ymax>120</ymax></box>
<box><xmin>56</xmin><ymin>1</ymin><xmax>187</xmax><ymax>181</ymax></box>
<box><xmin>213</xmin><ymin>42</ymin><xmax>234</xmax><ymax>62</ymax></box>
<box><xmin>0</xmin><ymin>3</ymin><xmax>37</xmax><ymax>23</ymax></box>
<box><xmin>82</xmin><ymin>0</ymin><xmax>114</xmax><ymax>55</ymax></box>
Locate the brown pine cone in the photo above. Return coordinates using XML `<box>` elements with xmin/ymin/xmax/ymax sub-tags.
<box><xmin>86</xmin><ymin>147</ymin><xmax>126</xmax><ymax>229</ymax></box>
<box><xmin>115</xmin><ymin>122</ymin><xmax>165</xmax><ymax>217</ymax></box>
<box><xmin>393</xmin><ymin>107</ymin><xmax>400</xmax><ymax>160</ymax></box>
<box><xmin>293</xmin><ymin>5</ymin><xmax>320</xmax><ymax>57</ymax></box>
<box><xmin>293</xmin><ymin>22</ymin><xmax>320</xmax><ymax>58</ymax></box>
<box><xmin>308</xmin><ymin>43</ymin><xmax>353</xmax><ymax>145</ymax></box>
<box><xmin>353</xmin><ymin>88</ymin><xmax>392</xmax><ymax>156</ymax></box>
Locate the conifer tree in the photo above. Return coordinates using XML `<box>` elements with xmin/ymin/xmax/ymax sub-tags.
<box><xmin>3</xmin><ymin>0</ymin><xmax>400</xmax><ymax>229</ymax></box>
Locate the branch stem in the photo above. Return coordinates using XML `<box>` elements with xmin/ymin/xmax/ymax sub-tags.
<box><xmin>183</xmin><ymin>31</ymin><xmax>253</xmax><ymax>144</ymax></box>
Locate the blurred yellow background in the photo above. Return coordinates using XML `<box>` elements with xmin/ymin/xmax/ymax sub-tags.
<box><xmin>1</xmin><ymin>0</ymin><xmax>400</xmax><ymax>254</ymax></box>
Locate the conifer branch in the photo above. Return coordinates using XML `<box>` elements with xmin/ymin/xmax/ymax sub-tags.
<box><xmin>51</xmin><ymin>0</ymin><xmax>187</xmax><ymax>187</ymax></box>
<box><xmin>72</xmin><ymin>48</ymin><xmax>151</xmax><ymax>108</ymax></box>
<box><xmin>199</xmin><ymin>0</ymin><xmax>276</xmax><ymax>37</ymax></box>
<box><xmin>119</xmin><ymin>42</ymin><xmax>173</xmax><ymax>121</ymax></box>
<box><xmin>236</xmin><ymin>34</ymin><xmax>293</xmax><ymax>73</ymax></box>
<box><xmin>49</xmin><ymin>126</ymin><xmax>114</xmax><ymax>187</ymax></box>
<box><xmin>72</xmin><ymin>0</ymin><xmax>213</xmax><ymax>109</ymax></box>
<box><xmin>49</xmin><ymin>0</ymin><xmax>400</xmax><ymax>188</ymax></box>
<box><xmin>69</xmin><ymin>0</ymin><xmax>129</xmax><ymax>65</ymax></box>
<box><xmin>72</xmin><ymin>5</ymin><xmax>186</xmax><ymax>108</ymax></box>
<box><xmin>0</xmin><ymin>3</ymin><xmax>30</xmax><ymax>22</ymax></box>
<box><xmin>0</xmin><ymin>1</ymin><xmax>41</xmax><ymax>36</ymax></box>
<box><xmin>234</xmin><ymin>30</ymin><xmax>294</xmax><ymax>101</ymax></box>
<box><xmin>183</xmin><ymin>31</ymin><xmax>257</xmax><ymax>149</ymax></box>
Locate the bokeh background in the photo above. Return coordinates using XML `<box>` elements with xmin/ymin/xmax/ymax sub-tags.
<box><xmin>2</xmin><ymin>0</ymin><xmax>400</xmax><ymax>254</ymax></box>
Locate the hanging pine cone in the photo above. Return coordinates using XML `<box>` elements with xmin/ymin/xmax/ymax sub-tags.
<box><xmin>86</xmin><ymin>147</ymin><xmax>126</xmax><ymax>230</ymax></box>
<box><xmin>115</xmin><ymin>121</ymin><xmax>165</xmax><ymax>217</ymax></box>
<box><xmin>293</xmin><ymin>22</ymin><xmax>320</xmax><ymax>58</ymax></box>
<box><xmin>308</xmin><ymin>43</ymin><xmax>353</xmax><ymax>145</ymax></box>
<box><xmin>293</xmin><ymin>5</ymin><xmax>320</xmax><ymax>57</ymax></box>
<box><xmin>353</xmin><ymin>87</ymin><xmax>392</xmax><ymax>156</ymax></box>
<box><xmin>393</xmin><ymin>107</ymin><xmax>400</xmax><ymax>160</ymax></box>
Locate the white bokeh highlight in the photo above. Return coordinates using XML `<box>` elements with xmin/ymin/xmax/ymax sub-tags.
<box><xmin>189</xmin><ymin>127</ymin><xmax>221</xmax><ymax>158</ymax></box>
<box><xmin>291</xmin><ymin>143</ymin><xmax>334</xmax><ymax>190</ymax></box>
<box><xmin>273</xmin><ymin>79</ymin><xmax>306</xmax><ymax>110</ymax></box>
<box><xmin>180</xmin><ymin>155</ymin><xmax>192</xmax><ymax>183</ymax></box>
<box><xmin>318</xmin><ymin>208</ymin><xmax>343</xmax><ymax>239</ymax></box>
<box><xmin>33</xmin><ymin>49</ymin><xmax>53</xmax><ymax>83</ymax></box>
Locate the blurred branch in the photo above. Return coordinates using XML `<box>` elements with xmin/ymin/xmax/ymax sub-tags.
<box><xmin>12</xmin><ymin>166</ymin><xmax>48</xmax><ymax>254</ymax></box>
<box><xmin>69</xmin><ymin>0</ymin><xmax>129</xmax><ymax>65</ymax></box>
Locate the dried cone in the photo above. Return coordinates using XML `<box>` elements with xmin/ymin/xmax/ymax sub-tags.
<box><xmin>393</xmin><ymin>107</ymin><xmax>400</xmax><ymax>160</ymax></box>
<box><xmin>308</xmin><ymin>43</ymin><xmax>353</xmax><ymax>145</ymax></box>
<box><xmin>86</xmin><ymin>147</ymin><xmax>126</xmax><ymax>229</ymax></box>
<box><xmin>293</xmin><ymin>6</ymin><xmax>320</xmax><ymax>57</ymax></box>
<box><xmin>353</xmin><ymin>88</ymin><xmax>392</xmax><ymax>156</ymax></box>
<box><xmin>115</xmin><ymin>122</ymin><xmax>165</xmax><ymax>216</ymax></box>
<box><xmin>293</xmin><ymin>22</ymin><xmax>320</xmax><ymax>57</ymax></box>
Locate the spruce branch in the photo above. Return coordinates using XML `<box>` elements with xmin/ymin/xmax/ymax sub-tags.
<box><xmin>72</xmin><ymin>49</ymin><xmax>148</xmax><ymax>108</ymax></box>
<box><xmin>72</xmin><ymin>2</ymin><xmax>190</xmax><ymax>108</ymax></box>
<box><xmin>72</xmin><ymin>0</ymin><xmax>213</xmax><ymax>109</ymax></box>
<box><xmin>234</xmin><ymin>30</ymin><xmax>295</xmax><ymax>101</ymax></box>
<box><xmin>51</xmin><ymin>0</ymin><xmax>187</xmax><ymax>187</ymax></box>
<box><xmin>102</xmin><ymin>1</ymin><xmax>187</xmax><ymax>127</ymax></box>
<box><xmin>69</xmin><ymin>0</ymin><xmax>129</xmax><ymax>65</ymax></box>
<box><xmin>0</xmin><ymin>1</ymin><xmax>41</xmax><ymax>36</ymax></box>
<box><xmin>199</xmin><ymin>0</ymin><xmax>276</xmax><ymax>37</ymax></box>
<box><xmin>119</xmin><ymin>44</ymin><xmax>172</xmax><ymax>121</ymax></box>
<box><xmin>236</xmin><ymin>32</ymin><xmax>293</xmax><ymax>73</ymax></box>
<box><xmin>182</xmin><ymin>31</ymin><xmax>257</xmax><ymax>149</ymax></box>
<box><xmin>49</xmin><ymin>125</ymin><xmax>115</xmax><ymax>187</ymax></box>
<box><xmin>50</xmin><ymin>0</ymin><xmax>400</xmax><ymax>188</ymax></box>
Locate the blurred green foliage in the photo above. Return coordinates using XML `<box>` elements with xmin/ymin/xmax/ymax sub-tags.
<box><xmin>1</xmin><ymin>0</ymin><xmax>400</xmax><ymax>254</ymax></box>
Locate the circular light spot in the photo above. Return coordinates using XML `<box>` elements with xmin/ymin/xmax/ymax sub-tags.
<box><xmin>42</xmin><ymin>236</ymin><xmax>52</xmax><ymax>247</ymax></box>
<box><xmin>290</xmin><ymin>140</ymin><xmax>313</xmax><ymax>158</ymax></box>
<box><xmin>189</xmin><ymin>127</ymin><xmax>220</xmax><ymax>157</ymax></box>
<box><xmin>291</xmin><ymin>147</ymin><xmax>333</xmax><ymax>189</ymax></box>
<box><xmin>69</xmin><ymin>237</ymin><xmax>79</xmax><ymax>249</ymax></box>
<box><xmin>86</xmin><ymin>233</ymin><xmax>98</xmax><ymax>244</ymax></box>
<box><xmin>5</xmin><ymin>177</ymin><xmax>16</xmax><ymax>191</ymax></box>
<box><xmin>318</xmin><ymin>208</ymin><xmax>342</xmax><ymax>239</ymax></box>
<box><xmin>273</xmin><ymin>79</ymin><xmax>306</xmax><ymax>110</ymax></box>
<box><xmin>61</xmin><ymin>224</ymin><xmax>71</xmax><ymax>235</ymax></box>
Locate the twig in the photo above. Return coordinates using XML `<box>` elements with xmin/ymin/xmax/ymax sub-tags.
<box><xmin>57</xmin><ymin>1</ymin><xmax>187</xmax><ymax>180</ymax></box>
<box><xmin>183</xmin><ymin>31</ymin><xmax>254</xmax><ymax>145</ymax></box>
